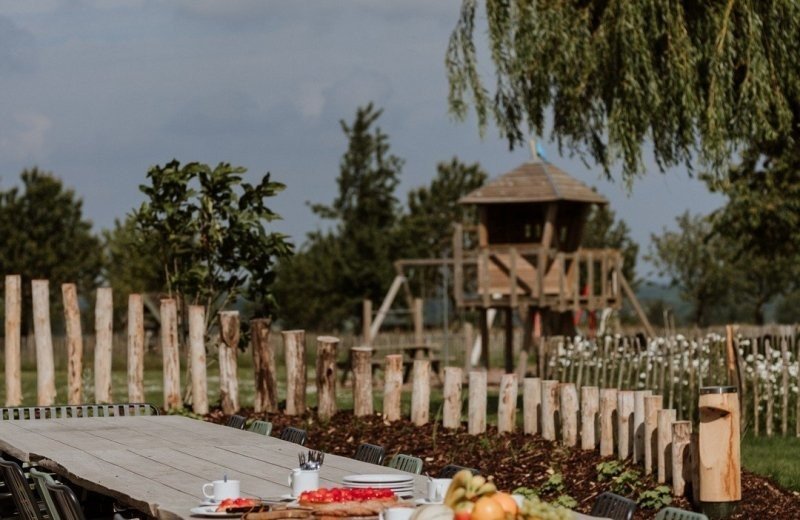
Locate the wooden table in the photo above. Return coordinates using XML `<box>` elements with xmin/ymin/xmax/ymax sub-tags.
<box><xmin>0</xmin><ymin>416</ymin><xmax>426</xmax><ymax>519</ymax></box>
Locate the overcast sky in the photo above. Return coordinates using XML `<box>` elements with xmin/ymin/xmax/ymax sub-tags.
<box><xmin>0</xmin><ymin>0</ymin><xmax>723</xmax><ymax>280</ymax></box>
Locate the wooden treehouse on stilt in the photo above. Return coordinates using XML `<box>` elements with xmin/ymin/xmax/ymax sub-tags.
<box><xmin>374</xmin><ymin>145</ymin><xmax>653</xmax><ymax>373</ymax></box>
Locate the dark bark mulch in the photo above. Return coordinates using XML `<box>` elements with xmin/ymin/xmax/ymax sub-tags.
<box><xmin>204</xmin><ymin>408</ymin><xmax>800</xmax><ymax>519</ymax></box>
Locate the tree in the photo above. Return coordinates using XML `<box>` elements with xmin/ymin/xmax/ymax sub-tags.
<box><xmin>0</xmin><ymin>169</ymin><xmax>104</xmax><ymax>332</ymax></box>
<box><xmin>133</xmin><ymin>161</ymin><xmax>293</xmax><ymax>325</ymax></box>
<box><xmin>647</xmin><ymin>212</ymin><xmax>731</xmax><ymax>326</ymax></box>
<box><xmin>446</xmin><ymin>1</ymin><xmax>800</xmax><ymax>182</ymax></box>
<box><xmin>102</xmin><ymin>215</ymin><xmax>164</xmax><ymax>298</ymax></box>
<box><xmin>276</xmin><ymin>104</ymin><xmax>404</xmax><ymax>330</ymax></box>
<box><xmin>581</xmin><ymin>204</ymin><xmax>639</xmax><ymax>286</ymax></box>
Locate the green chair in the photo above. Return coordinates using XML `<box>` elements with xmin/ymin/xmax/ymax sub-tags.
<box><xmin>29</xmin><ymin>467</ymin><xmax>60</xmax><ymax>520</ymax></box>
<box><xmin>248</xmin><ymin>420</ymin><xmax>273</xmax><ymax>436</ymax></box>
<box><xmin>654</xmin><ymin>507</ymin><xmax>709</xmax><ymax>520</ymax></box>
<box><xmin>387</xmin><ymin>454</ymin><xmax>423</xmax><ymax>475</ymax></box>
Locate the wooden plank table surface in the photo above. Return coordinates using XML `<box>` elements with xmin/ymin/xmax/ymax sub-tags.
<box><xmin>0</xmin><ymin>415</ymin><xmax>427</xmax><ymax>519</ymax></box>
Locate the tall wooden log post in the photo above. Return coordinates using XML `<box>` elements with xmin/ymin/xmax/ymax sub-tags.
<box><xmin>523</xmin><ymin>377</ymin><xmax>542</xmax><ymax>435</ymax></box>
<box><xmin>671</xmin><ymin>421</ymin><xmax>692</xmax><ymax>497</ymax></box>
<box><xmin>252</xmin><ymin>319</ymin><xmax>278</xmax><ymax>413</ymax></box>
<box><xmin>282</xmin><ymin>330</ymin><xmax>305</xmax><ymax>416</ymax></box>
<box><xmin>411</xmin><ymin>359</ymin><xmax>431</xmax><ymax>426</ymax></box>
<box><xmin>468</xmin><ymin>370</ymin><xmax>487</xmax><ymax>434</ymax></box>
<box><xmin>188</xmin><ymin>305</ymin><xmax>208</xmax><ymax>415</ymax></box>
<box><xmin>413</xmin><ymin>298</ymin><xmax>424</xmax><ymax>346</ymax></box>
<box><xmin>617</xmin><ymin>390</ymin><xmax>635</xmax><ymax>460</ymax></box>
<box><xmin>94</xmin><ymin>287</ymin><xmax>113</xmax><ymax>404</ymax></box>
<box><xmin>560</xmin><ymin>383</ymin><xmax>579</xmax><ymax>447</ymax></box>
<box><xmin>633</xmin><ymin>390</ymin><xmax>652</xmax><ymax>464</ymax></box>
<box><xmin>383</xmin><ymin>355</ymin><xmax>403</xmax><ymax>422</ymax></box>
<box><xmin>32</xmin><ymin>280</ymin><xmax>56</xmax><ymax>406</ymax></box>
<box><xmin>127</xmin><ymin>294</ymin><xmax>145</xmax><ymax>403</ymax></box>
<box><xmin>219</xmin><ymin>311</ymin><xmax>241</xmax><ymax>414</ymax></box>
<box><xmin>161</xmin><ymin>298</ymin><xmax>181</xmax><ymax>411</ymax></box>
<box><xmin>657</xmin><ymin>409</ymin><xmax>677</xmax><ymax>483</ymax></box>
<box><xmin>498</xmin><ymin>373</ymin><xmax>519</xmax><ymax>433</ymax></box>
<box><xmin>581</xmin><ymin>386</ymin><xmax>600</xmax><ymax>450</ymax></box>
<box><xmin>4</xmin><ymin>275</ymin><xmax>22</xmax><ymax>406</ymax></box>
<box><xmin>62</xmin><ymin>283</ymin><xmax>83</xmax><ymax>405</ymax></box>
<box><xmin>599</xmin><ymin>388</ymin><xmax>618</xmax><ymax>457</ymax></box>
<box><xmin>644</xmin><ymin>395</ymin><xmax>664</xmax><ymax>475</ymax></box>
<box><xmin>352</xmin><ymin>347</ymin><xmax>373</xmax><ymax>417</ymax></box>
<box><xmin>541</xmin><ymin>380</ymin><xmax>560</xmax><ymax>441</ymax></box>
<box><xmin>315</xmin><ymin>336</ymin><xmax>338</xmax><ymax>421</ymax></box>
<box><xmin>443</xmin><ymin>367</ymin><xmax>463</xmax><ymax>429</ymax></box>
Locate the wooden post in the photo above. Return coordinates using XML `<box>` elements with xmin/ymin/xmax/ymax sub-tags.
<box><xmin>581</xmin><ymin>386</ymin><xmax>600</xmax><ymax>450</ymax></box>
<box><xmin>383</xmin><ymin>355</ymin><xmax>403</xmax><ymax>422</ymax></box>
<box><xmin>468</xmin><ymin>370</ymin><xmax>487</xmax><ymax>434</ymax></box>
<box><xmin>644</xmin><ymin>395</ymin><xmax>663</xmax><ymax>475</ymax></box>
<box><xmin>362</xmin><ymin>300</ymin><xmax>372</xmax><ymax>346</ymax></box>
<box><xmin>413</xmin><ymin>298</ymin><xmax>424</xmax><ymax>346</ymax></box>
<box><xmin>94</xmin><ymin>287</ymin><xmax>113</xmax><ymax>404</ymax></box>
<box><xmin>780</xmin><ymin>338</ymin><xmax>789</xmax><ymax>436</ymax></box>
<box><xmin>633</xmin><ymin>390</ymin><xmax>652</xmax><ymax>464</ymax></box>
<box><xmin>188</xmin><ymin>305</ymin><xmax>207</xmax><ymax>415</ymax></box>
<box><xmin>219</xmin><ymin>311</ymin><xmax>241</xmax><ymax>414</ymax></box>
<box><xmin>541</xmin><ymin>380</ymin><xmax>560</xmax><ymax>441</ymax></box>
<box><xmin>504</xmin><ymin>307</ymin><xmax>514</xmax><ymax>373</ymax></box>
<box><xmin>617</xmin><ymin>390</ymin><xmax>635</xmax><ymax>460</ymax></box>
<box><xmin>559</xmin><ymin>383</ymin><xmax>578</xmax><ymax>447</ymax></box>
<box><xmin>161</xmin><ymin>298</ymin><xmax>181</xmax><ymax>411</ymax></box>
<box><xmin>352</xmin><ymin>346</ymin><xmax>373</xmax><ymax>417</ymax></box>
<box><xmin>32</xmin><ymin>280</ymin><xmax>56</xmax><ymax>406</ymax></box>
<box><xmin>599</xmin><ymin>388</ymin><xmax>618</xmax><ymax>457</ymax></box>
<box><xmin>4</xmin><ymin>275</ymin><xmax>22</xmax><ymax>406</ymax></box>
<box><xmin>443</xmin><ymin>367</ymin><xmax>463</xmax><ymax>429</ymax></box>
<box><xmin>411</xmin><ymin>359</ymin><xmax>430</xmax><ymax>426</ymax></box>
<box><xmin>657</xmin><ymin>409</ymin><xmax>677</xmax><ymax>483</ymax></box>
<box><xmin>252</xmin><ymin>318</ymin><xmax>278</xmax><ymax>413</ymax></box>
<box><xmin>282</xmin><ymin>329</ymin><xmax>305</xmax><ymax>416</ymax></box>
<box><xmin>479</xmin><ymin>307</ymin><xmax>490</xmax><ymax>369</ymax></box>
<box><xmin>672</xmin><ymin>421</ymin><xmax>692</xmax><ymax>497</ymax></box>
<box><xmin>316</xmin><ymin>336</ymin><xmax>338</xmax><ymax>421</ymax></box>
<box><xmin>523</xmin><ymin>377</ymin><xmax>542</xmax><ymax>435</ymax></box>
<box><xmin>62</xmin><ymin>283</ymin><xmax>83</xmax><ymax>405</ymax></box>
<box><xmin>765</xmin><ymin>338</ymin><xmax>774</xmax><ymax>437</ymax></box>
<box><xmin>497</xmin><ymin>373</ymin><xmax>518</xmax><ymax>433</ymax></box>
<box><xmin>127</xmin><ymin>294</ymin><xmax>145</xmax><ymax>404</ymax></box>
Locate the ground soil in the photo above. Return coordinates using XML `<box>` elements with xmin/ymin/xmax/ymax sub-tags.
<box><xmin>205</xmin><ymin>408</ymin><xmax>800</xmax><ymax>520</ymax></box>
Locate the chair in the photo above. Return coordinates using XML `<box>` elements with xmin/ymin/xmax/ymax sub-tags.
<box><xmin>387</xmin><ymin>454</ymin><xmax>423</xmax><ymax>474</ymax></box>
<box><xmin>590</xmin><ymin>492</ymin><xmax>637</xmax><ymax>520</ymax></box>
<box><xmin>45</xmin><ymin>481</ymin><xmax>86</xmax><ymax>520</ymax></box>
<box><xmin>29</xmin><ymin>468</ymin><xmax>60</xmax><ymax>520</ymax></box>
<box><xmin>1</xmin><ymin>403</ymin><xmax>158</xmax><ymax>420</ymax></box>
<box><xmin>354</xmin><ymin>444</ymin><xmax>385</xmax><ymax>465</ymax></box>
<box><xmin>438</xmin><ymin>464</ymin><xmax>479</xmax><ymax>478</ymax></box>
<box><xmin>248</xmin><ymin>420</ymin><xmax>273</xmax><ymax>436</ymax></box>
<box><xmin>225</xmin><ymin>415</ymin><xmax>247</xmax><ymax>429</ymax></box>
<box><xmin>280</xmin><ymin>427</ymin><xmax>308</xmax><ymax>446</ymax></box>
<box><xmin>0</xmin><ymin>457</ymin><xmax>45</xmax><ymax>519</ymax></box>
<box><xmin>654</xmin><ymin>507</ymin><xmax>709</xmax><ymax>520</ymax></box>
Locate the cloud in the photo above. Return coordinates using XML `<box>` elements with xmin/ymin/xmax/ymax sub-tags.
<box><xmin>0</xmin><ymin>15</ymin><xmax>36</xmax><ymax>73</ymax></box>
<box><xmin>0</xmin><ymin>113</ymin><xmax>53</xmax><ymax>161</ymax></box>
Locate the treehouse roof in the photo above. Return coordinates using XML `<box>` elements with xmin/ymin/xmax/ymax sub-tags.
<box><xmin>459</xmin><ymin>160</ymin><xmax>608</xmax><ymax>205</ymax></box>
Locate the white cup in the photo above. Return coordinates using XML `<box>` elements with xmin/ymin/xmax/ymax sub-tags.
<box><xmin>288</xmin><ymin>468</ymin><xmax>319</xmax><ymax>497</ymax></box>
<box><xmin>426</xmin><ymin>478</ymin><xmax>452</xmax><ymax>502</ymax></box>
<box><xmin>383</xmin><ymin>507</ymin><xmax>414</xmax><ymax>520</ymax></box>
<box><xmin>202</xmin><ymin>479</ymin><xmax>240</xmax><ymax>502</ymax></box>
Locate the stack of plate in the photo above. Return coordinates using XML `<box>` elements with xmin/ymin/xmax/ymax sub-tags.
<box><xmin>342</xmin><ymin>474</ymin><xmax>415</xmax><ymax>497</ymax></box>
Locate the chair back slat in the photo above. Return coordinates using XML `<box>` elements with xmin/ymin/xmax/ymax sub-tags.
<box><xmin>654</xmin><ymin>507</ymin><xmax>709</xmax><ymax>520</ymax></box>
<box><xmin>45</xmin><ymin>481</ymin><xmax>86</xmax><ymax>520</ymax></box>
<box><xmin>29</xmin><ymin>467</ymin><xmax>60</xmax><ymax>520</ymax></box>
<box><xmin>280</xmin><ymin>427</ymin><xmax>308</xmax><ymax>445</ymax></box>
<box><xmin>248</xmin><ymin>421</ymin><xmax>273</xmax><ymax>436</ymax></box>
<box><xmin>225</xmin><ymin>415</ymin><xmax>247</xmax><ymax>429</ymax></box>
<box><xmin>354</xmin><ymin>443</ymin><xmax>385</xmax><ymax>465</ymax></box>
<box><xmin>0</xmin><ymin>457</ymin><xmax>46</xmax><ymax>520</ymax></box>
<box><xmin>387</xmin><ymin>454</ymin><xmax>423</xmax><ymax>475</ymax></box>
<box><xmin>590</xmin><ymin>492</ymin><xmax>637</xmax><ymax>520</ymax></box>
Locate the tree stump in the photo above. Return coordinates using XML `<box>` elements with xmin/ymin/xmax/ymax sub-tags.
<box><xmin>161</xmin><ymin>298</ymin><xmax>181</xmax><ymax>411</ymax></box>
<box><xmin>252</xmin><ymin>318</ymin><xmax>278</xmax><ymax>413</ymax></box>
<box><xmin>127</xmin><ymin>294</ymin><xmax>145</xmax><ymax>404</ymax></box>
<box><xmin>468</xmin><ymin>370</ymin><xmax>487</xmax><ymax>434</ymax></box>
<box><xmin>219</xmin><ymin>311</ymin><xmax>241</xmax><ymax>414</ymax></box>
<box><xmin>352</xmin><ymin>346</ymin><xmax>373</xmax><ymax>417</ymax></box>
<box><xmin>316</xmin><ymin>336</ymin><xmax>338</xmax><ymax>421</ymax></box>
<box><xmin>62</xmin><ymin>283</ymin><xmax>83</xmax><ymax>405</ymax></box>
<box><xmin>282</xmin><ymin>329</ymin><xmax>305</xmax><ymax>416</ymax></box>
<box><xmin>94</xmin><ymin>287</ymin><xmax>113</xmax><ymax>404</ymax></box>
<box><xmin>188</xmin><ymin>305</ymin><xmax>207</xmax><ymax>415</ymax></box>
<box><xmin>523</xmin><ymin>377</ymin><xmax>542</xmax><ymax>435</ymax></box>
<box><xmin>580</xmin><ymin>386</ymin><xmax>599</xmax><ymax>450</ymax></box>
<box><xmin>411</xmin><ymin>359</ymin><xmax>431</xmax><ymax>425</ymax></box>
<box><xmin>443</xmin><ymin>367</ymin><xmax>463</xmax><ymax>429</ymax></box>
<box><xmin>4</xmin><ymin>275</ymin><xmax>22</xmax><ymax>406</ymax></box>
<box><xmin>498</xmin><ymin>373</ymin><xmax>518</xmax><ymax>434</ymax></box>
<box><xmin>32</xmin><ymin>280</ymin><xmax>56</xmax><ymax>406</ymax></box>
<box><xmin>383</xmin><ymin>355</ymin><xmax>403</xmax><ymax>422</ymax></box>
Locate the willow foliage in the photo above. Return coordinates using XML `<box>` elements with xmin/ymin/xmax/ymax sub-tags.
<box><xmin>446</xmin><ymin>0</ymin><xmax>800</xmax><ymax>183</ymax></box>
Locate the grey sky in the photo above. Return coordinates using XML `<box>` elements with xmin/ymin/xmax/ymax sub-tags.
<box><xmin>0</xmin><ymin>0</ymin><xmax>723</xmax><ymax>279</ymax></box>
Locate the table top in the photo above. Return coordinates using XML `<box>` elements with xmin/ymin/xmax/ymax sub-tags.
<box><xmin>0</xmin><ymin>415</ymin><xmax>426</xmax><ymax>519</ymax></box>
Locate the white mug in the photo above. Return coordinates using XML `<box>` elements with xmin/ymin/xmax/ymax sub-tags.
<box><xmin>427</xmin><ymin>478</ymin><xmax>452</xmax><ymax>502</ymax></box>
<box><xmin>288</xmin><ymin>468</ymin><xmax>319</xmax><ymax>497</ymax></box>
<box><xmin>202</xmin><ymin>479</ymin><xmax>240</xmax><ymax>502</ymax></box>
<box><xmin>383</xmin><ymin>507</ymin><xmax>414</xmax><ymax>520</ymax></box>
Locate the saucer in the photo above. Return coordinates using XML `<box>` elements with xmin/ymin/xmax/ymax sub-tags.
<box><xmin>189</xmin><ymin>505</ymin><xmax>239</xmax><ymax>517</ymax></box>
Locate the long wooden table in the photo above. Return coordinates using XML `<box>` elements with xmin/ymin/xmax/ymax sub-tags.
<box><xmin>0</xmin><ymin>415</ymin><xmax>427</xmax><ymax>519</ymax></box>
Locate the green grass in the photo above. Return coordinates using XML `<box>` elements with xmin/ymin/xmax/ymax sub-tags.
<box><xmin>742</xmin><ymin>434</ymin><xmax>800</xmax><ymax>491</ymax></box>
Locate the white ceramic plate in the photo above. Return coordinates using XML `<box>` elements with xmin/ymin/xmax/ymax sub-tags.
<box><xmin>342</xmin><ymin>474</ymin><xmax>414</xmax><ymax>484</ymax></box>
<box><xmin>189</xmin><ymin>505</ymin><xmax>239</xmax><ymax>517</ymax></box>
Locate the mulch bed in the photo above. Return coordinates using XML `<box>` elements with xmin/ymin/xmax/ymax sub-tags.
<box><xmin>204</xmin><ymin>408</ymin><xmax>800</xmax><ymax>519</ymax></box>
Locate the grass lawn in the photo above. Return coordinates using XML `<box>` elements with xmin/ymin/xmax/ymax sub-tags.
<box><xmin>742</xmin><ymin>434</ymin><xmax>800</xmax><ymax>491</ymax></box>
